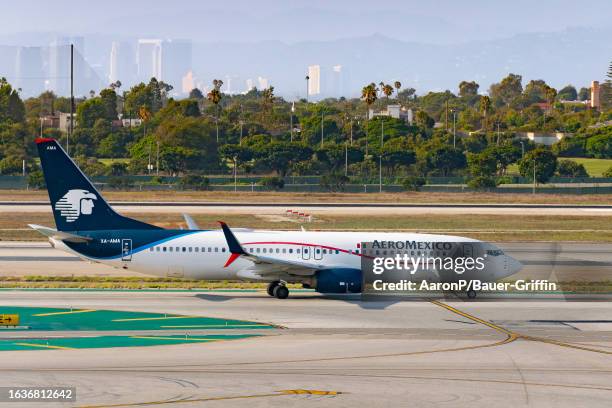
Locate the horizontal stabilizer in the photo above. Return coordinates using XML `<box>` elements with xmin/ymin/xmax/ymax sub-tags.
<box><xmin>183</xmin><ymin>214</ymin><xmax>200</xmax><ymax>230</ymax></box>
<box><xmin>28</xmin><ymin>224</ymin><xmax>92</xmax><ymax>243</ymax></box>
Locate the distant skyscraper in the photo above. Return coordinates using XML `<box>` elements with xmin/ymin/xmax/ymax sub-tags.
<box><xmin>161</xmin><ymin>39</ymin><xmax>192</xmax><ymax>95</ymax></box>
<box><xmin>257</xmin><ymin>76</ymin><xmax>269</xmax><ymax>89</ymax></box>
<box><xmin>136</xmin><ymin>39</ymin><xmax>191</xmax><ymax>94</ymax></box>
<box><xmin>15</xmin><ymin>46</ymin><xmax>43</xmax><ymax>97</ymax></box>
<box><xmin>137</xmin><ymin>39</ymin><xmax>163</xmax><ymax>83</ymax></box>
<box><xmin>109</xmin><ymin>41</ymin><xmax>135</xmax><ymax>85</ymax></box>
<box><xmin>307</xmin><ymin>65</ymin><xmax>321</xmax><ymax>96</ymax></box>
<box><xmin>48</xmin><ymin>36</ymin><xmax>102</xmax><ymax>97</ymax></box>
<box><xmin>245</xmin><ymin>78</ymin><xmax>255</xmax><ymax>92</ymax></box>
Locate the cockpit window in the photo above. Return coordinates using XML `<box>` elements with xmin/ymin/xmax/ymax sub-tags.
<box><xmin>486</xmin><ymin>249</ymin><xmax>504</xmax><ymax>256</ymax></box>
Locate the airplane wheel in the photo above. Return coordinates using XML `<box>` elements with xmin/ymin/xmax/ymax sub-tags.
<box><xmin>273</xmin><ymin>285</ymin><xmax>289</xmax><ymax>299</ymax></box>
<box><xmin>267</xmin><ymin>281</ymin><xmax>279</xmax><ymax>297</ymax></box>
<box><xmin>467</xmin><ymin>289</ymin><xmax>477</xmax><ymax>299</ymax></box>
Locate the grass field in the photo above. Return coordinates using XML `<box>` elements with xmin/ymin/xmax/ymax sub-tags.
<box><xmin>3</xmin><ymin>212</ymin><xmax>612</xmax><ymax>242</ymax></box>
<box><xmin>2</xmin><ymin>190</ymin><xmax>612</xmax><ymax>205</ymax></box>
<box><xmin>507</xmin><ymin>157</ymin><xmax>612</xmax><ymax>177</ymax></box>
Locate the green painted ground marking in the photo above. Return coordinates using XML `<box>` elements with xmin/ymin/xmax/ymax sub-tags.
<box><xmin>0</xmin><ymin>334</ymin><xmax>258</xmax><ymax>351</ymax></box>
<box><xmin>0</xmin><ymin>306</ymin><xmax>275</xmax><ymax>331</ymax></box>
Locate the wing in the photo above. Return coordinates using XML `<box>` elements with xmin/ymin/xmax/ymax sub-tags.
<box><xmin>219</xmin><ymin>221</ymin><xmax>325</xmax><ymax>277</ymax></box>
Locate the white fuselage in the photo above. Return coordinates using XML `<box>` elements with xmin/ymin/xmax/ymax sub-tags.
<box><xmin>51</xmin><ymin>229</ymin><xmax>522</xmax><ymax>285</ymax></box>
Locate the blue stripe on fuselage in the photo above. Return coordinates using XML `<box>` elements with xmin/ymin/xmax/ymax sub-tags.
<box><xmin>64</xmin><ymin>230</ymin><xmax>208</xmax><ymax>260</ymax></box>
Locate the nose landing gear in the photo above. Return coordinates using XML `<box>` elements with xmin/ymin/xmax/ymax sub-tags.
<box><xmin>267</xmin><ymin>281</ymin><xmax>289</xmax><ymax>299</ymax></box>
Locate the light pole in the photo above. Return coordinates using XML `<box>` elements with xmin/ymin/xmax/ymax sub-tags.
<box><xmin>320</xmin><ymin>108</ymin><xmax>324</xmax><ymax>148</ymax></box>
<box><xmin>379</xmin><ymin>119</ymin><xmax>384</xmax><ymax>193</ymax></box>
<box><xmin>305</xmin><ymin>75</ymin><xmax>310</xmax><ymax>102</ymax></box>
<box><xmin>532</xmin><ymin>157</ymin><xmax>536</xmax><ymax>195</ymax></box>
<box><xmin>496</xmin><ymin>122</ymin><xmax>501</xmax><ymax>145</ymax></box>
<box><xmin>451</xmin><ymin>109</ymin><xmax>457</xmax><ymax>148</ymax></box>
<box><xmin>345</xmin><ymin>142</ymin><xmax>348</xmax><ymax>176</ymax></box>
<box><xmin>290</xmin><ymin>101</ymin><xmax>294</xmax><ymax>142</ymax></box>
<box><xmin>239</xmin><ymin>104</ymin><xmax>243</xmax><ymax>145</ymax></box>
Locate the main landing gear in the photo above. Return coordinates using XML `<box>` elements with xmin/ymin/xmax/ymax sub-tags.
<box><xmin>467</xmin><ymin>289</ymin><xmax>477</xmax><ymax>299</ymax></box>
<box><xmin>267</xmin><ymin>281</ymin><xmax>289</xmax><ymax>299</ymax></box>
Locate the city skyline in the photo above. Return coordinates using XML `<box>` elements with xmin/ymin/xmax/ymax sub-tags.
<box><xmin>0</xmin><ymin>1</ymin><xmax>610</xmax><ymax>98</ymax></box>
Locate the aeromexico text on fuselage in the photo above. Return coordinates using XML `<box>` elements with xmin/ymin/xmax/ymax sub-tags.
<box><xmin>31</xmin><ymin>137</ymin><xmax>524</xmax><ymax>298</ymax></box>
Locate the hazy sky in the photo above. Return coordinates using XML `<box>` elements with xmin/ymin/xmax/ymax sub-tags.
<box><xmin>2</xmin><ymin>0</ymin><xmax>611</xmax><ymax>44</ymax></box>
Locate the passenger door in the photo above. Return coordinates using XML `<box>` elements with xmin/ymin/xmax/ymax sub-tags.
<box><xmin>314</xmin><ymin>246</ymin><xmax>323</xmax><ymax>260</ymax></box>
<box><xmin>121</xmin><ymin>239</ymin><xmax>132</xmax><ymax>261</ymax></box>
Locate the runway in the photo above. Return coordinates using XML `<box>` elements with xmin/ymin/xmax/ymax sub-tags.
<box><xmin>2</xmin><ymin>202</ymin><xmax>612</xmax><ymax>216</ymax></box>
<box><xmin>0</xmin><ymin>291</ymin><xmax>611</xmax><ymax>407</ymax></box>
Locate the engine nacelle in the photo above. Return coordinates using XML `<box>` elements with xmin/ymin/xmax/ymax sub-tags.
<box><xmin>314</xmin><ymin>268</ymin><xmax>362</xmax><ymax>293</ymax></box>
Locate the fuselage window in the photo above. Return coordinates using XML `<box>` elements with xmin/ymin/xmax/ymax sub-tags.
<box><xmin>156</xmin><ymin>247</ymin><xmax>160</xmax><ymax>252</ymax></box>
<box><xmin>316</xmin><ymin>249</ymin><xmax>321</xmax><ymax>255</ymax></box>
<box><xmin>276</xmin><ymin>248</ymin><xmax>280</xmax><ymax>253</ymax></box>
<box><xmin>182</xmin><ymin>247</ymin><xmax>186</xmax><ymax>252</ymax></box>
<box><xmin>282</xmin><ymin>248</ymin><xmax>286</xmax><ymax>254</ymax></box>
<box><xmin>163</xmin><ymin>247</ymin><xmax>167</xmax><ymax>252</ymax></box>
<box><xmin>322</xmin><ymin>249</ymin><xmax>327</xmax><ymax>254</ymax></box>
<box><xmin>296</xmin><ymin>249</ymin><xmax>300</xmax><ymax>254</ymax></box>
<box><xmin>304</xmin><ymin>249</ymin><xmax>308</xmax><ymax>254</ymax></box>
<box><xmin>336</xmin><ymin>250</ymin><xmax>339</xmax><ymax>254</ymax></box>
<box><xmin>263</xmin><ymin>248</ymin><xmax>267</xmax><ymax>253</ymax></box>
<box><xmin>149</xmin><ymin>247</ymin><xmax>154</xmax><ymax>252</ymax></box>
<box><xmin>208</xmin><ymin>247</ymin><xmax>212</xmax><ymax>252</ymax></box>
<box><xmin>222</xmin><ymin>247</ymin><xmax>226</xmax><ymax>253</ymax></box>
<box><xmin>289</xmin><ymin>248</ymin><xmax>293</xmax><ymax>254</ymax></box>
<box><xmin>194</xmin><ymin>247</ymin><xmax>198</xmax><ymax>252</ymax></box>
<box><xmin>256</xmin><ymin>248</ymin><xmax>261</xmax><ymax>253</ymax></box>
<box><xmin>214</xmin><ymin>247</ymin><xmax>218</xmax><ymax>252</ymax></box>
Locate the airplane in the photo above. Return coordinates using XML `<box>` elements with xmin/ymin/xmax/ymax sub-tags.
<box><xmin>30</xmin><ymin>137</ymin><xmax>523</xmax><ymax>299</ymax></box>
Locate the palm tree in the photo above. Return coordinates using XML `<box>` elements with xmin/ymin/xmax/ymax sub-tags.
<box><xmin>378</xmin><ymin>81</ymin><xmax>385</xmax><ymax>98</ymax></box>
<box><xmin>207</xmin><ymin>81</ymin><xmax>223</xmax><ymax>143</ymax></box>
<box><xmin>361</xmin><ymin>83</ymin><xmax>378</xmax><ymax>156</ymax></box>
<box><xmin>382</xmin><ymin>84</ymin><xmax>394</xmax><ymax>98</ymax></box>
<box><xmin>394</xmin><ymin>81</ymin><xmax>401</xmax><ymax>99</ymax></box>
<box><xmin>261</xmin><ymin>86</ymin><xmax>275</xmax><ymax>115</ymax></box>
<box><xmin>479</xmin><ymin>95</ymin><xmax>491</xmax><ymax>131</ymax></box>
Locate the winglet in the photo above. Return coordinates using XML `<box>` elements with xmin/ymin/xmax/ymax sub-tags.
<box><xmin>218</xmin><ymin>221</ymin><xmax>246</xmax><ymax>267</ymax></box>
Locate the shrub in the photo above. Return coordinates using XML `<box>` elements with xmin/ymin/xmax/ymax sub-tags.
<box><xmin>603</xmin><ymin>166</ymin><xmax>612</xmax><ymax>178</ymax></box>
<box><xmin>402</xmin><ymin>176</ymin><xmax>426</xmax><ymax>191</ymax></box>
<box><xmin>107</xmin><ymin>177</ymin><xmax>132</xmax><ymax>190</ymax></box>
<box><xmin>27</xmin><ymin>170</ymin><xmax>45</xmax><ymax>189</ymax></box>
<box><xmin>259</xmin><ymin>176</ymin><xmax>284</xmax><ymax>190</ymax></box>
<box><xmin>320</xmin><ymin>174</ymin><xmax>350</xmax><ymax>192</ymax></box>
<box><xmin>467</xmin><ymin>176</ymin><xmax>497</xmax><ymax>190</ymax></box>
<box><xmin>177</xmin><ymin>174</ymin><xmax>210</xmax><ymax>191</ymax></box>
<box><xmin>556</xmin><ymin>160</ymin><xmax>589</xmax><ymax>177</ymax></box>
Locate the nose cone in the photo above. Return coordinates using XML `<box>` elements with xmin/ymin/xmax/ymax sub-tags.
<box><xmin>508</xmin><ymin>256</ymin><xmax>523</xmax><ymax>276</ymax></box>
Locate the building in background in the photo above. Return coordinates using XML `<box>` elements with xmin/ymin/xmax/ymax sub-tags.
<box><xmin>48</xmin><ymin>36</ymin><xmax>103</xmax><ymax>97</ymax></box>
<box><xmin>14</xmin><ymin>46</ymin><xmax>44</xmax><ymax>96</ymax></box>
<box><xmin>591</xmin><ymin>80</ymin><xmax>601</xmax><ymax>110</ymax></box>
<box><xmin>109</xmin><ymin>41</ymin><xmax>135</xmax><ymax>85</ymax></box>
<box><xmin>136</xmin><ymin>39</ymin><xmax>192</xmax><ymax>95</ymax></box>
<box><xmin>369</xmin><ymin>104</ymin><xmax>414</xmax><ymax>123</ymax></box>
<box><xmin>307</xmin><ymin>65</ymin><xmax>321</xmax><ymax>97</ymax></box>
<box><xmin>136</xmin><ymin>39</ymin><xmax>163</xmax><ymax>83</ymax></box>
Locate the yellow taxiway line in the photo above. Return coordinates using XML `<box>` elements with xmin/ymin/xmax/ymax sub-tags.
<box><xmin>111</xmin><ymin>316</ymin><xmax>197</xmax><ymax>322</ymax></box>
<box><xmin>160</xmin><ymin>324</ymin><xmax>269</xmax><ymax>328</ymax></box>
<box><xmin>77</xmin><ymin>389</ymin><xmax>341</xmax><ymax>408</ymax></box>
<box><xmin>129</xmin><ymin>336</ymin><xmax>224</xmax><ymax>342</ymax></box>
<box><xmin>13</xmin><ymin>342</ymin><xmax>74</xmax><ymax>350</ymax></box>
<box><xmin>33</xmin><ymin>309</ymin><xmax>96</xmax><ymax>317</ymax></box>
